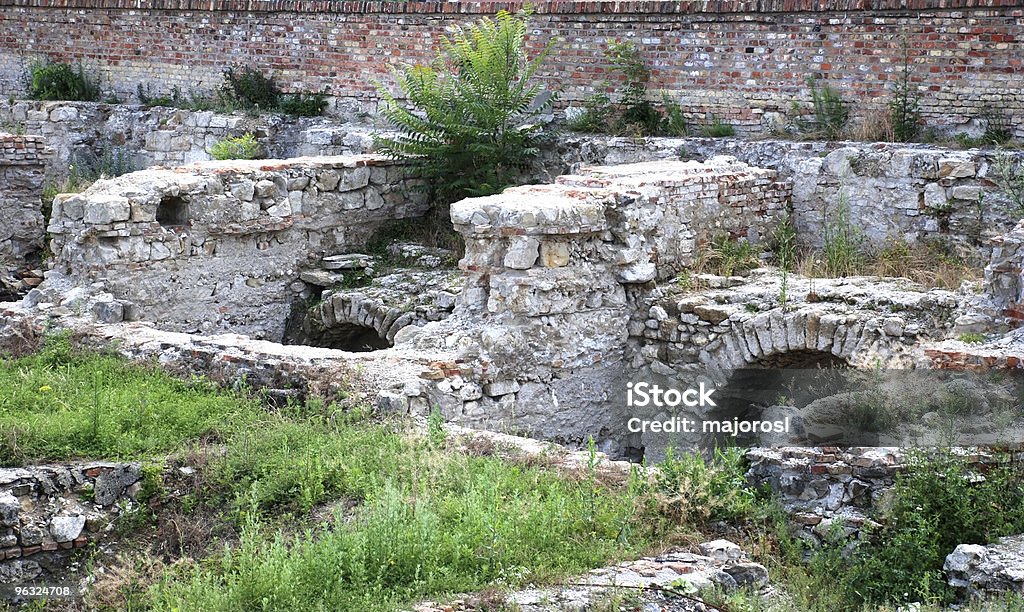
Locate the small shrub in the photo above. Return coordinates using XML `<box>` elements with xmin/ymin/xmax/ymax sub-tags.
<box><xmin>375</xmin><ymin>9</ymin><xmax>556</xmax><ymax>202</ymax></box>
<box><xmin>27</xmin><ymin>60</ymin><xmax>100</xmax><ymax>101</ymax></box>
<box><xmin>980</xmin><ymin>107</ymin><xmax>1014</xmax><ymax>146</ymax></box>
<box><xmin>833</xmin><ymin>451</ymin><xmax>1024</xmax><ymax>606</ymax></box>
<box><xmin>277</xmin><ymin>90</ymin><xmax>329</xmax><ymax>117</ymax></box>
<box><xmin>702</xmin><ymin>116</ymin><xmax>736</xmax><ymax>138</ymax></box>
<box><xmin>209</xmin><ymin>133</ymin><xmax>261</xmax><ymax>161</ymax></box>
<box><xmin>770</xmin><ymin>213</ymin><xmax>798</xmax><ymax>272</ymax></box>
<box><xmin>570</xmin><ymin>40</ymin><xmax>687</xmax><ymax>137</ymax></box>
<box><xmin>655</xmin><ymin>446</ymin><xmax>756</xmax><ymax>525</ymax></box>
<box><xmin>567</xmin><ymin>92</ymin><xmax>613</xmax><ymax>133</ymax></box>
<box><xmin>659</xmin><ymin>95</ymin><xmax>688</xmax><ymax>137</ymax></box>
<box><xmin>821</xmin><ymin>189</ymin><xmax>865</xmax><ymax>277</ymax></box>
<box><xmin>889</xmin><ymin>37</ymin><xmax>921</xmax><ymax>143</ymax></box>
<box><xmin>992</xmin><ymin>153</ymin><xmax>1024</xmax><ymax>213</ymax></box>
<box><xmin>808</xmin><ymin>78</ymin><xmax>849</xmax><ymax>141</ymax></box>
<box><xmin>219</xmin><ymin>65</ymin><xmax>279</xmax><ymax>111</ymax></box>
<box><xmin>958</xmin><ymin>332</ymin><xmax>986</xmax><ymax>344</ymax></box>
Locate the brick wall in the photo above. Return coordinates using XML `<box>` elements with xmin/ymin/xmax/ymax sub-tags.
<box><xmin>0</xmin><ymin>133</ymin><xmax>48</xmax><ymax>274</ymax></box>
<box><xmin>0</xmin><ymin>1</ymin><xmax>1021</xmax><ymax>135</ymax></box>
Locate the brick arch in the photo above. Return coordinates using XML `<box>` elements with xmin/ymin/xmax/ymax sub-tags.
<box><xmin>699</xmin><ymin>310</ymin><xmax>912</xmax><ymax>372</ymax></box>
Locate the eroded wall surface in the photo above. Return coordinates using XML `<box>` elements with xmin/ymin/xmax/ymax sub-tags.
<box><xmin>0</xmin><ymin>133</ymin><xmax>48</xmax><ymax>275</ymax></box>
<box><xmin>0</xmin><ymin>102</ymin><xmax>377</xmax><ymax>185</ymax></box>
<box><xmin>556</xmin><ymin>136</ymin><xmax>1024</xmax><ymax>251</ymax></box>
<box><xmin>42</xmin><ymin>155</ymin><xmax>428</xmax><ymax>340</ymax></box>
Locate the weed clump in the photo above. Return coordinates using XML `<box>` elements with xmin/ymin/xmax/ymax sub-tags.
<box><xmin>209</xmin><ymin>133</ymin><xmax>262</xmax><ymax>160</ymax></box>
<box><xmin>26</xmin><ymin>60</ymin><xmax>101</xmax><ymax>101</ymax></box>
<box><xmin>569</xmin><ymin>40</ymin><xmax>688</xmax><ymax>137</ymax></box>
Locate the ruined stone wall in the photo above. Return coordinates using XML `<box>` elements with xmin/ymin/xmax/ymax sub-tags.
<box><xmin>0</xmin><ymin>1</ymin><xmax>1022</xmax><ymax>137</ymax></box>
<box><xmin>1</xmin><ymin>462</ymin><xmax>141</xmax><ymax>588</ymax></box>
<box><xmin>747</xmin><ymin>447</ymin><xmax>1024</xmax><ymax>546</ymax></box>
<box><xmin>42</xmin><ymin>155</ymin><xmax>428</xmax><ymax>340</ymax></box>
<box><xmin>0</xmin><ymin>133</ymin><xmax>48</xmax><ymax>273</ymax></box>
<box><xmin>0</xmin><ymin>101</ymin><xmax>376</xmax><ymax>185</ymax></box>
<box><xmin>390</xmin><ymin>157</ymin><xmax>790</xmax><ymax>446</ymax></box>
<box><xmin>556</xmin><ymin>137</ymin><xmax>1024</xmax><ymax>251</ymax></box>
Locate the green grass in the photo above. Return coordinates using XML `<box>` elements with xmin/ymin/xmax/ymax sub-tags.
<box><xmin>2</xmin><ymin>338</ymin><xmax>665</xmax><ymax>610</ymax></box>
<box><xmin>152</xmin><ymin>447</ymin><xmax>654</xmax><ymax>611</ymax></box>
<box><xmin>10</xmin><ymin>339</ymin><xmax>1024</xmax><ymax>612</ymax></box>
<box><xmin>0</xmin><ymin>336</ymin><xmax>262</xmax><ymax>466</ymax></box>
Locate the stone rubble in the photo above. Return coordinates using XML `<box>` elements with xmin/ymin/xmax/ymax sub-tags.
<box><xmin>0</xmin><ymin>462</ymin><xmax>143</xmax><ymax>587</ymax></box>
<box><xmin>945</xmin><ymin>534</ymin><xmax>1024</xmax><ymax>599</ymax></box>
<box><xmin>413</xmin><ymin>539</ymin><xmax>769</xmax><ymax>612</ymax></box>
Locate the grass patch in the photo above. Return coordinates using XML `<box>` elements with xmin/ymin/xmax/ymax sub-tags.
<box><xmin>0</xmin><ymin>335</ymin><xmax>262</xmax><ymax>466</ymax></box>
<box><xmin>3</xmin><ymin>340</ymin><xmax>674</xmax><ymax>610</ymax></box>
<box><xmin>145</xmin><ymin>429</ymin><xmax>661</xmax><ymax>611</ymax></box>
<box><xmin>697</xmin><ymin>234</ymin><xmax>762</xmax><ymax>277</ymax></box>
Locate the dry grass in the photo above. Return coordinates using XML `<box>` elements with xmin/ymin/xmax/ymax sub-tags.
<box><xmin>795</xmin><ymin>238</ymin><xmax>980</xmax><ymax>289</ymax></box>
<box><xmin>848</xmin><ymin>107</ymin><xmax>895</xmax><ymax>143</ymax></box>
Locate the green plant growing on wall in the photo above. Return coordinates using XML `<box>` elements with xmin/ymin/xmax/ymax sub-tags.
<box><xmin>807</xmin><ymin>78</ymin><xmax>849</xmax><ymax>141</ymax></box>
<box><xmin>569</xmin><ymin>40</ymin><xmax>686</xmax><ymax>137</ymax></box>
<box><xmin>992</xmin><ymin>153</ymin><xmax>1024</xmax><ymax>214</ymax></box>
<box><xmin>26</xmin><ymin>60</ymin><xmax>100</xmax><ymax>102</ymax></box>
<box><xmin>209</xmin><ymin>133</ymin><xmax>262</xmax><ymax>160</ymax></box>
<box><xmin>889</xmin><ymin>38</ymin><xmax>921</xmax><ymax>143</ymax></box>
<box><xmin>699</xmin><ymin>234</ymin><xmax>762</xmax><ymax>277</ymax></box>
<box><xmin>702</xmin><ymin>116</ymin><xmax>736</xmax><ymax>138</ymax></box>
<box><xmin>220</xmin><ymin>65</ymin><xmax>280</xmax><ymax>111</ymax></box>
<box><xmin>821</xmin><ymin>188</ymin><xmax>865</xmax><ymax>276</ymax></box>
<box><xmin>374</xmin><ymin>9</ymin><xmax>556</xmax><ymax>202</ymax></box>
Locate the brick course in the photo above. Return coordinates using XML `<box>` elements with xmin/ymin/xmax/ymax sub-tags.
<box><xmin>0</xmin><ymin>1</ymin><xmax>1021</xmax><ymax>134</ymax></box>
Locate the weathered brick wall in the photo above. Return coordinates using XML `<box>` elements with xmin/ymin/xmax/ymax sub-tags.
<box><xmin>0</xmin><ymin>1</ymin><xmax>1021</xmax><ymax>135</ymax></box>
<box><xmin>0</xmin><ymin>134</ymin><xmax>48</xmax><ymax>274</ymax></box>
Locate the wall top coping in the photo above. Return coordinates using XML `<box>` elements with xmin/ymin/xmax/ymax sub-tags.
<box><xmin>1</xmin><ymin>0</ymin><xmax>1020</xmax><ymax>15</ymax></box>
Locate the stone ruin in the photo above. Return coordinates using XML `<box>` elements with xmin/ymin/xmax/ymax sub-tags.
<box><xmin>0</xmin><ymin>133</ymin><xmax>48</xmax><ymax>298</ymax></box>
<box><xmin>41</xmin><ymin>155</ymin><xmax>428</xmax><ymax>340</ymax></box>
<box><xmin>4</xmin><ymin>112</ymin><xmax>1024</xmax><ymax>596</ymax></box>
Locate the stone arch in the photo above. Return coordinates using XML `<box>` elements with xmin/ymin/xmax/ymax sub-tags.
<box><xmin>306</xmin><ymin>292</ymin><xmax>412</xmax><ymax>351</ymax></box>
<box><xmin>699</xmin><ymin>310</ymin><xmax>911</xmax><ymax>372</ymax></box>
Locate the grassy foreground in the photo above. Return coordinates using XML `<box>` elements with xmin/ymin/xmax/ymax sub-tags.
<box><xmin>0</xmin><ymin>338</ymin><xmax>664</xmax><ymax>611</ymax></box>
<box><xmin>4</xmin><ymin>338</ymin><xmax>1024</xmax><ymax>611</ymax></box>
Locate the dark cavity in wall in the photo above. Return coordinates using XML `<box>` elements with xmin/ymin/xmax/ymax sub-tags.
<box><xmin>281</xmin><ymin>291</ymin><xmax>393</xmax><ymax>352</ymax></box>
<box><xmin>156</xmin><ymin>195</ymin><xmax>189</xmax><ymax>227</ymax></box>
<box><xmin>705</xmin><ymin>350</ymin><xmax>850</xmax><ymax>447</ymax></box>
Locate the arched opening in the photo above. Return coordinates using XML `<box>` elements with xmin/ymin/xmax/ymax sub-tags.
<box><xmin>291</xmin><ymin>321</ymin><xmax>392</xmax><ymax>352</ymax></box>
<box><xmin>705</xmin><ymin>350</ymin><xmax>850</xmax><ymax>448</ymax></box>
<box><xmin>318</xmin><ymin>323</ymin><xmax>392</xmax><ymax>352</ymax></box>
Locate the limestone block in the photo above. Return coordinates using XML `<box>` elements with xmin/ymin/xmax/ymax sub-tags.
<box><xmin>229</xmin><ymin>180</ymin><xmax>255</xmax><ymax>201</ymax></box>
<box><xmin>923</xmin><ymin>182</ymin><xmax>948</xmax><ymax>210</ymax></box>
<box><xmin>337</xmin><ymin>166</ymin><xmax>371</xmax><ymax>192</ymax></box>
<box><xmin>49</xmin><ymin>515</ymin><xmax>85</xmax><ymax>543</ymax></box>
<box><xmin>540</xmin><ymin>241</ymin><xmax>570</xmax><ymax>267</ymax></box>
<box><xmin>0</xmin><ymin>492</ymin><xmax>18</xmax><ymax>527</ymax></box>
<box><xmin>504</xmin><ymin>237</ymin><xmax>539</xmax><ymax>270</ymax></box>
<box><xmin>83</xmin><ymin>195</ymin><xmax>131</xmax><ymax>225</ymax></box>
<box><xmin>939</xmin><ymin>156</ymin><xmax>976</xmax><ymax>179</ymax></box>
